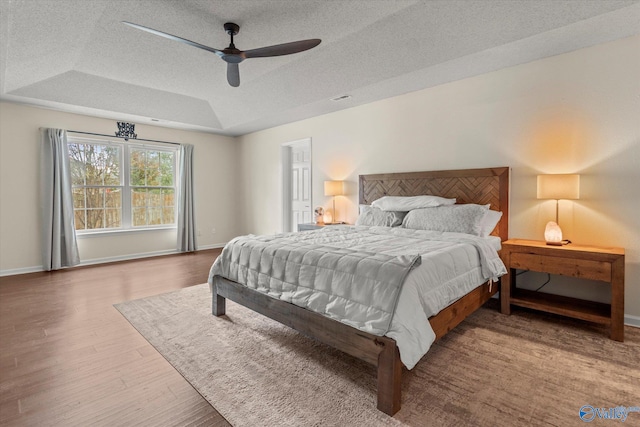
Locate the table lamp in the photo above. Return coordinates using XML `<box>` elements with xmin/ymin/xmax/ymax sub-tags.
<box><xmin>324</xmin><ymin>180</ymin><xmax>344</xmax><ymax>224</ymax></box>
<box><xmin>537</xmin><ymin>174</ymin><xmax>580</xmax><ymax>245</ymax></box>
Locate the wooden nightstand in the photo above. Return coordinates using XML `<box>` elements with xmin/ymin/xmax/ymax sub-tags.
<box><xmin>500</xmin><ymin>239</ymin><xmax>625</xmax><ymax>341</ymax></box>
<box><xmin>297</xmin><ymin>223</ymin><xmax>325</xmax><ymax>231</ymax></box>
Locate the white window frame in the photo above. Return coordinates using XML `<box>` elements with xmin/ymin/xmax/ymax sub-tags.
<box><xmin>68</xmin><ymin>136</ymin><xmax>180</xmax><ymax>236</ymax></box>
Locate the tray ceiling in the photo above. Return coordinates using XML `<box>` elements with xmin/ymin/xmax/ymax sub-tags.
<box><xmin>1</xmin><ymin>0</ymin><xmax>639</xmax><ymax>136</ymax></box>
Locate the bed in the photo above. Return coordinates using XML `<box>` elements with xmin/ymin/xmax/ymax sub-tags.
<box><xmin>209</xmin><ymin>167</ymin><xmax>509</xmax><ymax>416</ymax></box>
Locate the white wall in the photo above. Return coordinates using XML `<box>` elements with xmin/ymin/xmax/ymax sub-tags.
<box><xmin>0</xmin><ymin>102</ymin><xmax>241</xmax><ymax>272</ymax></box>
<box><xmin>238</xmin><ymin>35</ymin><xmax>640</xmax><ymax>320</ymax></box>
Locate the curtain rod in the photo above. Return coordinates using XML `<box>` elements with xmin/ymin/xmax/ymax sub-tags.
<box><xmin>66</xmin><ymin>130</ymin><xmax>181</xmax><ymax>146</ymax></box>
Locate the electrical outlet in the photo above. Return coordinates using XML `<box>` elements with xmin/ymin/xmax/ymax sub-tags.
<box><xmin>197</xmin><ymin>229</ymin><xmax>202</xmax><ymax>236</ymax></box>
<box><xmin>211</xmin><ymin>228</ymin><xmax>216</xmax><ymax>234</ymax></box>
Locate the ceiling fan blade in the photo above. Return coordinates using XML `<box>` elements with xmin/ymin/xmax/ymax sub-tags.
<box><xmin>243</xmin><ymin>39</ymin><xmax>321</xmax><ymax>59</ymax></box>
<box><xmin>122</xmin><ymin>21</ymin><xmax>222</xmax><ymax>56</ymax></box>
<box><xmin>227</xmin><ymin>63</ymin><xmax>240</xmax><ymax>87</ymax></box>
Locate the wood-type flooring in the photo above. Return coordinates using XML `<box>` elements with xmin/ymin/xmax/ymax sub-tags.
<box><xmin>0</xmin><ymin>249</ymin><xmax>229</xmax><ymax>426</ymax></box>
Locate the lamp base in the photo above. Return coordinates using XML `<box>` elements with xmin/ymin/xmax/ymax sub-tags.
<box><xmin>544</xmin><ymin>221</ymin><xmax>563</xmax><ymax>246</ymax></box>
<box><xmin>547</xmin><ymin>239</ymin><xmax>571</xmax><ymax>246</ymax></box>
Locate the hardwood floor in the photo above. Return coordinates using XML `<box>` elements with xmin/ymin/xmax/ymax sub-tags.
<box><xmin>0</xmin><ymin>249</ymin><xmax>230</xmax><ymax>426</ymax></box>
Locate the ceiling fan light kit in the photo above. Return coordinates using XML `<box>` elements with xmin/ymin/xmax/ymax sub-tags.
<box><xmin>123</xmin><ymin>21</ymin><xmax>321</xmax><ymax>87</ymax></box>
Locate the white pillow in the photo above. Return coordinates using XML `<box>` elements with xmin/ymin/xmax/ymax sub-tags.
<box><xmin>356</xmin><ymin>205</ymin><xmax>406</xmax><ymax>227</ymax></box>
<box><xmin>479</xmin><ymin>209</ymin><xmax>503</xmax><ymax>237</ymax></box>
<box><xmin>402</xmin><ymin>204</ymin><xmax>488</xmax><ymax>235</ymax></box>
<box><xmin>371</xmin><ymin>195</ymin><xmax>456</xmax><ymax>212</ymax></box>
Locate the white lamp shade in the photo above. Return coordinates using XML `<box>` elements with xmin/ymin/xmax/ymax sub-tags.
<box><xmin>537</xmin><ymin>174</ymin><xmax>580</xmax><ymax>200</ymax></box>
<box><xmin>324</xmin><ymin>180</ymin><xmax>344</xmax><ymax>196</ymax></box>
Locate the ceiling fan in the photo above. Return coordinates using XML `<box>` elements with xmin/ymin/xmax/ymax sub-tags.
<box><xmin>122</xmin><ymin>21</ymin><xmax>321</xmax><ymax>87</ymax></box>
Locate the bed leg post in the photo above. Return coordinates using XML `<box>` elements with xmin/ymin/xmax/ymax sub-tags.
<box><xmin>376</xmin><ymin>340</ymin><xmax>401</xmax><ymax>416</ymax></box>
<box><xmin>212</xmin><ymin>278</ymin><xmax>226</xmax><ymax>316</ymax></box>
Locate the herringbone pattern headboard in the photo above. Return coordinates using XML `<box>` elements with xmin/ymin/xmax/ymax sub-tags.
<box><xmin>359</xmin><ymin>167</ymin><xmax>510</xmax><ymax>240</ymax></box>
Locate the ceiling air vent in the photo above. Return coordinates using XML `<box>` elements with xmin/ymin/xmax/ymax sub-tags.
<box><xmin>330</xmin><ymin>95</ymin><xmax>352</xmax><ymax>102</ymax></box>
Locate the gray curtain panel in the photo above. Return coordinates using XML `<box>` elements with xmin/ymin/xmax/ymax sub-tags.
<box><xmin>177</xmin><ymin>143</ymin><xmax>197</xmax><ymax>252</ymax></box>
<box><xmin>40</xmin><ymin>128</ymin><xmax>80</xmax><ymax>270</ymax></box>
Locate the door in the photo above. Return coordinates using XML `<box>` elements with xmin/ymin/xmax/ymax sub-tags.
<box><xmin>282</xmin><ymin>138</ymin><xmax>312</xmax><ymax>232</ymax></box>
<box><xmin>291</xmin><ymin>144</ymin><xmax>312</xmax><ymax>229</ymax></box>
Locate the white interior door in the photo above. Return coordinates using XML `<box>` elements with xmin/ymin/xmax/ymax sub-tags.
<box><xmin>291</xmin><ymin>144</ymin><xmax>312</xmax><ymax>229</ymax></box>
<box><xmin>282</xmin><ymin>139</ymin><xmax>312</xmax><ymax>232</ymax></box>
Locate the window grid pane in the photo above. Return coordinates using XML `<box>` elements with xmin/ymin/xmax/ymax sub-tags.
<box><xmin>74</xmin><ymin>209</ymin><xmax>86</xmax><ymax>231</ymax></box>
<box><xmin>131</xmin><ymin>187</ymin><xmax>176</xmax><ymax>227</ymax></box>
<box><xmin>86</xmin><ymin>209</ymin><xmax>104</xmax><ymax>229</ymax></box>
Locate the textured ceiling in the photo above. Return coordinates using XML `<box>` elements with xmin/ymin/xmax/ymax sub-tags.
<box><xmin>1</xmin><ymin>0</ymin><xmax>639</xmax><ymax>136</ymax></box>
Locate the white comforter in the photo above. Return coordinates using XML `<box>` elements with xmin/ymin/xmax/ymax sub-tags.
<box><xmin>209</xmin><ymin>225</ymin><xmax>506</xmax><ymax>369</ymax></box>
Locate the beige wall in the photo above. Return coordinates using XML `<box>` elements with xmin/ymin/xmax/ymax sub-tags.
<box><xmin>1</xmin><ymin>36</ymin><xmax>638</xmax><ymax>319</ymax></box>
<box><xmin>0</xmin><ymin>102</ymin><xmax>241</xmax><ymax>272</ymax></box>
<box><xmin>238</xmin><ymin>35</ymin><xmax>640</xmax><ymax>319</ymax></box>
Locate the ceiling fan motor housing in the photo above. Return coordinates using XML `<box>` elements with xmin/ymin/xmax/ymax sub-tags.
<box><xmin>222</xmin><ymin>52</ymin><xmax>243</xmax><ymax>63</ymax></box>
<box><xmin>224</xmin><ymin>22</ymin><xmax>240</xmax><ymax>36</ymax></box>
<box><xmin>221</xmin><ymin>22</ymin><xmax>243</xmax><ymax>63</ymax></box>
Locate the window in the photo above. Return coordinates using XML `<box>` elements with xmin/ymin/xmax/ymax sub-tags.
<box><xmin>69</xmin><ymin>141</ymin><xmax>123</xmax><ymax>230</ymax></box>
<box><xmin>69</xmin><ymin>137</ymin><xmax>178</xmax><ymax>233</ymax></box>
<box><xmin>130</xmin><ymin>148</ymin><xmax>175</xmax><ymax>227</ymax></box>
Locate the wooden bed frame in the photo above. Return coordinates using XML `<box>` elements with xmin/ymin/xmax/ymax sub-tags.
<box><xmin>212</xmin><ymin>167</ymin><xmax>510</xmax><ymax>416</ymax></box>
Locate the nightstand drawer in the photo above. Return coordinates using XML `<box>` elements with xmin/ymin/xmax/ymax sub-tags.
<box><xmin>510</xmin><ymin>252</ymin><xmax>611</xmax><ymax>282</ymax></box>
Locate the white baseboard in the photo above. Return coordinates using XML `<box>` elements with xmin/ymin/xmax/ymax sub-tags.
<box><xmin>0</xmin><ymin>265</ymin><xmax>44</xmax><ymax>277</ymax></box>
<box><xmin>625</xmin><ymin>314</ymin><xmax>640</xmax><ymax>328</ymax></box>
<box><xmin>0</xmin><ymin>244</ymin><xmax>227</xmax><ymax>277</ymax></box>
<box><xmin>197</xmin><ymin>243</ymin><xmax>226</xmax><ymax>250</ymax></box>
<box><xmin>79</xmin><ymin>249</ymin><xmax>179</xmax><ymax>266</ymax></box>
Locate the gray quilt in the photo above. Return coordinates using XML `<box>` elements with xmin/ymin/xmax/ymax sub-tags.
<box><xmin>209</xmin><ymin>231</ymin><xmax>422</xmax><ymax>336</ymax></box>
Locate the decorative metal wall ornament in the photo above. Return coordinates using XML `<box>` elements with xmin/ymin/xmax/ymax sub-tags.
<box><xmin>115</xmin><ymin>121</ymin><xmax>137</xmax><ymax>141</ymax></box>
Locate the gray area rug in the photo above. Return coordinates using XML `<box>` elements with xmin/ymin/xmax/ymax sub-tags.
<box><xmin>115</xmin><ymin>284</ymin><xmax>640</xmax><ymax>426</ymax></box>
